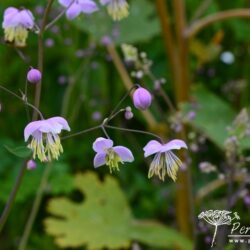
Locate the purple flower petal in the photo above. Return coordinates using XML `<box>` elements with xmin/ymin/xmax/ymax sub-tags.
<box><xmin>143</xmin><ymin>140</ymin><xmax>162</xmax><ymax>157</ymax></box>
<box><xmin>4</xmin><ymin>7</ymin><xmax>18</xmax><ymax>17</ymax></box>
<box><xmin>58</xmin><ymin>0</ymin><xmax>73</xmax><ymax>7</ymax></box>
<box><xmin>100</xmin><ymin>0</ymin><xmax>110</xmax><ymax>5</ymax></box>
<box><xmin>79</xmin><ymin>0</ymin><xmax>98</xmax><ymax>13</ymax></box>
<box><xmin>66</xmin><ymin>3</ymin><xmax>81</xmax><ymax>20</ymax></box>
<box><xmin>47</xmin><ymin>117</ymin><xmax>70</xmax><ymax>131</ymax></box>
<box><xmin>113</xmin><ymin>146</ymin><xmax>134</xmax><ymax>162</ymax></box>
<box><xmin>160</xmin><ymin>139</ymin><xmax>188</xmax><ymax>153</ymax></box>
<box><xmin>18</xmin><ymin>10</ymin><xmax>34</xmax><ymax>28</ymax></box>
<box><xmin>37</xmin><ymin>120</ymin><xmax>55</xmax><ymax>133</ymax></box>
<box><xmin>94</xmin><ymin>152</ymin><xmax>106</xmax><ymax>168</ymax></box>
<box><xmin>24</xmin><ymin>120</ymin><xmax>43</xmax><ymax>141</ymax></box>
<box><xmin>93</xmin><ymin>137</ymin><xmax>113</xmax><ymax>153</ymax></box>
<box><xmin>3</xmin><ymin>7</ymin><xmax>20</xmax><ymax>27</ymax></box>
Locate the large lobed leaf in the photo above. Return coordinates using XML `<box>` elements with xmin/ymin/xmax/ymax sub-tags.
<box><xmin>45</xmin><ymin>172</ymin><xmax>193</xmax><ymax>250</ymax></box>
<box><xmin>73</xmin><ymin>0</ymin><xmax>160</xmax><ymax>44</ymax></box>
<box><xmin>181</xmin><ymin>85</ymin><xmax>250</xmax><ymax>149</ymax></box>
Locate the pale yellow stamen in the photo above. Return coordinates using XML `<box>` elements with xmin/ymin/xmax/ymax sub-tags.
<box><xmin>105</xmin><ymin>148</ymin><xmax>123</xmax><ymax>173</ymax></box>
<box><xmin>4</xmin><ymin>26</ymin><xmax>29</xmax><ymax>47</ymax></box>
<box><xmin>107</xmin><ymin>0</ymin><xmax>129</xmax><ymax>21</ymax></box>
<box><xmin>148</xmin><ymin>151</ymin><xmax>182</xmax><ymax>182</ymax></box>
<box><xmin>28</xmin><ymin>134</ymin><xmax>63</xmax><ymax>162</ymax></box>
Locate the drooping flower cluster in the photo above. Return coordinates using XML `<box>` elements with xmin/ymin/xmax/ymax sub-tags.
<box><xmin>2</xmin><ymin>7</ymin><xmax>35</xmax><ymax>47</ymax></box>
<box><xmin>93</xmin><ymin>137</ymin><xmax>134</xmax><ymax>173</ymax></box>
<box><xmin>24</xmin><ymin>117</ymin><xmax>70</xmax><ymax>162</ymax></box>
<box><xmin>58</xmin><ymin>0</ymin><xmax>98</xmax><ymax>20</ymax></box>
<box><xmin>91</xmin><ymin>136</ymin><xmax>188</xmax><ymax>182</ymax></box>
<box><xmin>143</xmin><ymin>139</ymin><xmax>188</xmax><ymax>181</ymax></box>
<box><xmin>100</xmin><ymin>0</ymin><xmax>129</xmax><ymax>21</ymax></box>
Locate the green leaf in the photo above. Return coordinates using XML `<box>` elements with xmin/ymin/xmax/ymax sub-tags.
<box><xmin>45</xmin><ymin>172</ymin><xmax>193</xmax><ymax>249</ymax></box>
<box><xmin>130</xmin><ymin>220</ymin><xmax>193</xmax><ymax>250</ymax></box>
<box><xmin>73</xmin><ymin>0</ymin><xmax>160</xmax><ymax>44</ymax></box>
<box><xmin>182</xmin><ymin>85</ymin><xmax>250</xmax><ymax>150</ymax></box>
<box><xmin>0</xmin><ymin>162</ymin><xmax>74</xmax><ymax>203</ymax></box>
<box><xmin>181</xmin><ymin>85</ymin><xmax>236</xmax><ymax>149</ymax></box>
<box><xmin>4</xmin><ymin>145</ymin><xmax>31</xmax><ymax>158</ymax></box>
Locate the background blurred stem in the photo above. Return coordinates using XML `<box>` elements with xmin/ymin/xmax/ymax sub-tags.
<box><xmin>0</xmin><ymin>162</ymin><xmax>27</xmax><ymax>234</ymax></box>
<box><xmin>190</xmin><ymin>0</ymin><xmax>212</xmax><ymax>22</ymax></box>
<box><xmin>186</xmin><ymin>9</ymin><xmax>250</xmax><ymax>38</ymax></box>
<box><xmin>156</xmin><ymin>0</ymin><xmax>194</xmax><ymax>241</ymax></box>
<box><xmin>33</xmin><ymin>0</ymin><xmax>54</xmax><ymax>120</ymax></box>
<box><xmin>18</xmin><ymin>165</ymin><xmax>51</xmax><ymax>250</ymax></box>
<box><xmin>106</xmin><ymin>44</ymin><xmax>157</xmax><ymax>129</ymax></box>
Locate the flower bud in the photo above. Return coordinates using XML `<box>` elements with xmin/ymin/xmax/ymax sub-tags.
<box><xmin>125</xmin><ymin>111</ymin><xmax>133</xmax><ymax>120</ymax></box>
<box><xmin>27</xmin><ymin>68</ymin><xmax>42</xmax><ymax>84</ymax></box>
<box><xmin>27</xmin><ymin>159</ymin><xmax>37</xmax><ymax>170</ymax></box>
<box><xmin>124</xmin><ymin>106</ymin><xmax>133</xmax><ymax>120</ymax></box>
<box><xmin>133</xmin><ymin>87</ymin><xmax>152</xmax><ymax>110</ymax></box>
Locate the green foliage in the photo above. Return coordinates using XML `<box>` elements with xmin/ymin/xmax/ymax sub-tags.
<box><xmin>73</xmin><ymin>0</ymin><xmax>160</xmax><ymax>44</ymax></box>
<box><xmin>182</xmin><ymin>85</ymin><xmax>236</xmax><ymax>149</ymax></box>
<box><xmin>4</xmin><ymin>145</ymin><xmax>31</xmax><ymax>158</ymax></box>
<box><xmin>0</xmin><ymin>162</ymin><xmax>74</xmax><ymax>203</ymax></box>
<box><xmin>45</xmin><ymin>172</ymin><xmax>192</xmax><ymax>250</ymax></box>
<box><xmin>182</xmin><ymin>85</ymin><xmax>250</xmax><ymax>150</ymax></box>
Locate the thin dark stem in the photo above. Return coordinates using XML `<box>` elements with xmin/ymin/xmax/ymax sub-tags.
<box><xmin>105</xmin><ymin>125</ymin><xmax>163</xmax><ymax>143</ymax></box>
<box><xmin>0</xmin><ymin>85</ymin><xmax>44</xmax><ymax>120</ymax></box>
<box><xmin>107</xmin><ymin>109</ymin><xmax>125</xmax><ymax>122</ymax></box>
<box><xmin>146</xmin><ymin>70</ymin><xmax>176</xmax><ymax>112</ymax></box>
<box><xmin>33</xmin><ymin>0</ymin><xmax>54</xmax><ymax>120</ymax></box>
<box><xmin>61</xmin><ymin>125</ymin><xmax>101</xmax><ymax>140</ymax></box>
<box><xmin>0</xmin><ymin>162</ymin><xmax>27</xmax><ymax>233</ymax></box>
<box><xmin>101</xmin><ymin>125</ymin><xmax>110</xmax><ymax>139</ymax></box>
<box><xmin>107</xmin><ymin>85</ymin><xmax>139</xmax><ymax>121</ymax></box>
<box><xmin>45</xmin><ymin>0</ymin><xmax>74</xmax><ymax>31</ymax></box>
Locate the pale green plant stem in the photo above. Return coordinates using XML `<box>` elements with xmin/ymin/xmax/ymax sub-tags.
<box><xmin>18</xmin><ymin>165</ymin><xmax>51</xmax><ymax>250</ymax></box>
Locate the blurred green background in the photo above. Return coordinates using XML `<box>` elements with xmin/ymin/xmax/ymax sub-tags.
<box><xmin>1</xmin><ymin>0</ymin><xmax>250</xmax><ymax>249</ymax></box>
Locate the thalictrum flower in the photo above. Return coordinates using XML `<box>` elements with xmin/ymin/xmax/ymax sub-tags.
<box><xmin>58</xmin><ymin>0</ymin><xmax>98</xmax><ymax>20</ymax></box>
<box><xmin>24</xmin><ymin>117</ymin><xmax>70</xmax><ymax>162</ymax></box>
<box><xmin>143</xmin><ymin>139</ymin><xmax>188</xmax><ymax>181</ymax></box>
<box><xmin>93</xmin><ymin>137</ymin><xmax>134</xmax><ymax>173</ymax></box>
<box><xmin>100</xmin><ymin>0</ymin><xmax>129</xmax><ymax>21</ymax></box>
<box><xmin>2</xmin><ymin>7</ymin><xmax>35</xmax><ymax>47</ymax></box>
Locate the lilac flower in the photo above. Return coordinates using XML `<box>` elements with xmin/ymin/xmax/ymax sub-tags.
<box><xmin>93</xmin><ymin>137</ymin><xmax>134</xmax><ymax>173</ymax></box>
<box><xmin>27</xmin><ymin>68</ymin><xmax>42</xmax><ymax>84</ymax></box>
<box><xmin>24</xmin><ymin>117</ymin><xmax>70</xmax><ymax>162</ymax></box>
<box><xmin>2</xmin><ymin>7</ymin><xmax>35</xmax><ymax>47</ymax></box>
<box><xmin>100</xmin><ymin>0</ymin><xmax>129</xmax><ymax>21</ymax></box>
<box><xmin>133</xmin><ymin>87</ymin><xmax>152</xmax><ymax>110</ymax></box>
<box><xmin>143</xmin><ymin>139</ymin><xmax>188</xmax><ymax>181</ymax></box>
<box><xmin>58</xmin><ymin>0</ymin><xmax>98</xmax><ymax>20</ymax></box>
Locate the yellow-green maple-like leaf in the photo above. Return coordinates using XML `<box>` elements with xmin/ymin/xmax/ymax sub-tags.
<box><xmin>45</xmin><ymin>172</ymin><xmax>193</xmax><ymax>250</ymax></box>
<box><xmin>45</xmin><ymin>172</ymin><xmax>131</xmax><ymax>249</ymax></box>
